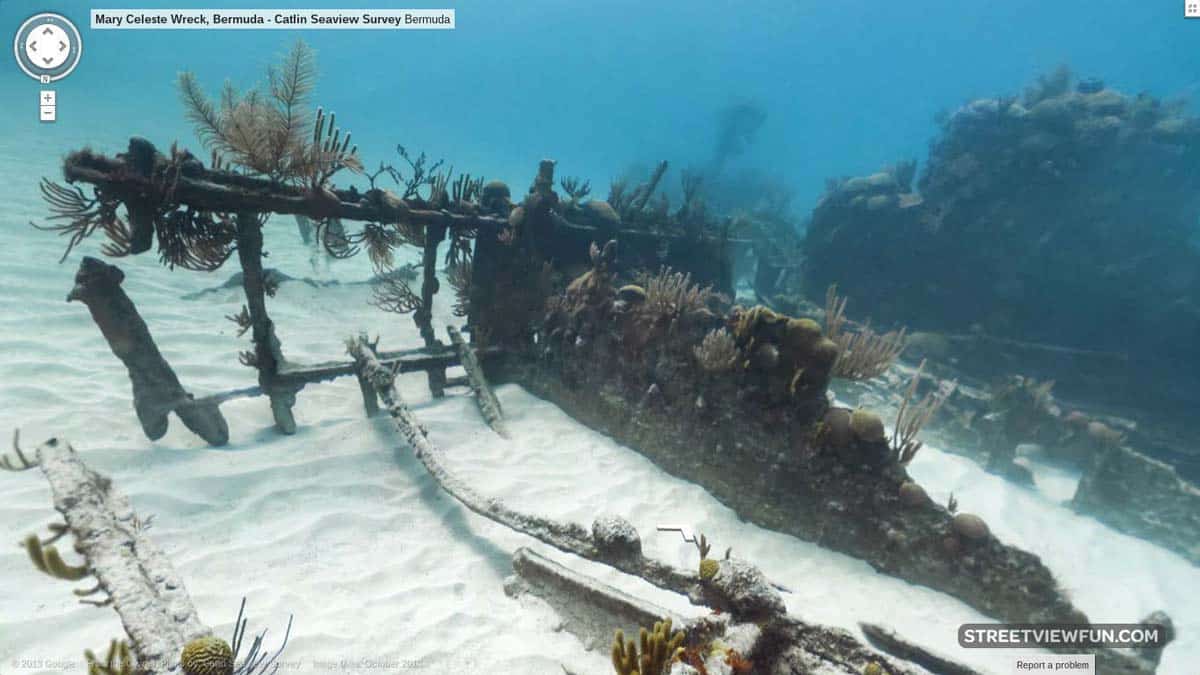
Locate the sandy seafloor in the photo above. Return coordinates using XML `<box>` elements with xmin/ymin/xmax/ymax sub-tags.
<box><xmin>1</xmin><ymin>135</ymin><xmax>1198</xmax><ymax>675</ymax></box>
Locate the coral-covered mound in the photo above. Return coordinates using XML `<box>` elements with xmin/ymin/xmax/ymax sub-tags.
<box><xmin>489</xmin><ymin>250</ymin><xmax>1109</xmax><ymax>638</ymax></box>
<box><xmin>804</xmin><ymin>68</ymin><xmax>1200</xmax><ymax>410</ymax></box>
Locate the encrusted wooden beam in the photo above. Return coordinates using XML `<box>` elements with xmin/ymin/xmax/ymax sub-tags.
<box><xmin>62</xmin><ymin>144</ymin><xmax>507</xmax><ymax>233</ymax></box>
<box><xmin>60</xmin><ymin>141</ymin><xmax>754</xmax><ymax>248</ymax></box>
<box><xmin>33</xmin><ymin>438</ymin><xmax>211</xmax><ymax>673</ymax></box>
<box><xmin>67</xmin><ymin>257</ymin><xmax>229</xmax><ymax>446</ymax></box>
<box><xmin>447</xmin><ymin>325</ymin><xmax>507</xmax><ymax>437</ymax></box>
<box><xmin>860</xmin><ymin>623</ymin><xmax>983</xmax><ymax>675</ymax></box>
<box><xmin>346</xmin><ymin>335</ymin><xmax>698</xmax><ymax>598</ymax></box>
<box><xmin>507</xmin><ymin>547</ymin><xmax>920</xmax><ymax>675</ymax></box>
<box><xmin>234</xmin><ymin>213</ymin><xmax>299</xmax><ymax>434</ymax></box>
<box><xmin>505</xmin><ymin>547</ymin><xmax>681</xmax><ymax>651</ymax></box>
<box><xmin>417</xmin><ymin>226</ymin><xmax>447</xmax><ymax>397</ymax></box>
<box><xmin>184</xmin><ymin>345</ymin><xmax>502</xmax><ymax>412</ymax></box>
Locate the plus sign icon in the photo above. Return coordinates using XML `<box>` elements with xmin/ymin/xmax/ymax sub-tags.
<box><xmin>13</xmin><ymin>13</ymin><xmax>83</xmax><ymax>83</ymax></box>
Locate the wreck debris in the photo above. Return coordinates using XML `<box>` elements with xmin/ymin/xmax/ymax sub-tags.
<box><xmin>505</xmin><ymin>547</ymin><xmax>679</xmax><ymax>657</ymax></box>
<box><xmin>859</xmin><ymin>623</ymin><xmax>983</xmax><ymax>675</ymax></box>
<box><xmin>487</xmin><ymin>242</ymin><xmax>1155</xmax><ymax>674</ymax></box>
<box><xmin>447</xmin><ymin>325</ymin><xmax>507</xmax><ymax>437</ymax></box>
<box><xmin>507</xmin><ymin>548</ymin><xmax>922</xmax><ymax>675</ymax></box>
<box><xmin>1072</xmin><ymin>444</ymin><xmax>1200</xmax><ymax>566</ymax></box>
<box><xmin>417</xmin><ymin>224</ymin><xmax>447</xmax><ymax>364</ymax></box>
<box><xmin>67</xmin><ymin>257</ymin><xmax>230</xmax><ymax>445</ymax></box>
<box><xmin>22</xmin><ymin>437</ymin><xmax>211</xmax><ymax>672</ymax></box>
<box><xmin>347</xmin><ymin>334</ymin><xmax>704</xmax><ymax>600</ymax></box>
<box><xmin>234</xmin><ymin>213</ymin><xmax>300</xmax><ymax>434</ymax></box>
<box><xmin>379</xmin><ymin>219</ymin><xmax>453</xmax><ymax>397</ymax></box>
<box><xmin>54</xmin><ymin>142</ymin><xmax>506</xmax><ymax>253</ymax></box>
<box><xmin>10</xmin><ymin>433</ymin><xmax>294</xmax><ymax>675</ymax></box>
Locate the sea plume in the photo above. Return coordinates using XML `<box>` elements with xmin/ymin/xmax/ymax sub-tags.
<box><xmin>178</xmin><ymin>39</ymin><xmax>361</xmax><ymax>185</ymax></box>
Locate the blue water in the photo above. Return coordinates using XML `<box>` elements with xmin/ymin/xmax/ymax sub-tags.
<box><xmin>3</xmin><ymin>0</ymin><xmax>1197</xmax><ymax>213</ymax></box>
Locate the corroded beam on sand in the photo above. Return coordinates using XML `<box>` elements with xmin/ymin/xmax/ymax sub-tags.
<box><xmin>36</xmin><ymin>438</ymin><xmax>211</xmax><ymax>673</ymax></box>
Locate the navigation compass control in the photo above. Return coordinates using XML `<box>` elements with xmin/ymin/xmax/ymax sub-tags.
<box><xmin>14</xmin><ymin>13</ymin><xmax>82</xmax><ymax>83</ymax></box>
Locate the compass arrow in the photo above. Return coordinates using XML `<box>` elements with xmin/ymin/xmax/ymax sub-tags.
<box><xmin>28</xmin><ymin>40</ymin><xmax>37</xmax><ymax>51</ymax></box>
<box><xmin>59</xmin><ymin>41</ymin><xmax>67</xmax><ymax>51</ymax></box>
<box><xmin>42</xmin><ymin>27</ymin><xmax>54</xmax><ymax>35</ymax></box>
<box><xmin>42</xmin><ymin>57</ymin><xmax>53</xmax><ymax>65</ymax></box>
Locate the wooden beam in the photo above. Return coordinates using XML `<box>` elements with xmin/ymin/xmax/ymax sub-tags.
<box><xmin>67</xmin><ymin>257</ymin><xmax>229</xmax><ymax>446</ymax></box>
<box><xmin>34</xmin><ymin>438</ymin><xmax>211</xmax><ymax>673</ymax></box>
<box><xmin>447</xmin><ymin>325</ymin><xmax>507</xmax><ymax>437</ymax></box>
<box><xmin>346</xmin><ymin>335</ymin><xmax>698</xmax><ymax>598</ymax></box>
<box><xmin>63</xmin><ymin>145</ymin><xmax>507</xmax><ymax>233</ymax></box>
<box><xmin>417</xmin><ymin>226</ymin><xmax>447</xmax><ymax>397</ymax></box>
<box><xmin>187</xmin><ymin>345</ymin><xmax>504</xmax><ymax>410</ymax></box>
<box><xmin>234</xmin><ymin>213</ymin><xmax>298</xmax><ymax>434</ymax></box>
<box><xmin>509</xmin><ymin>547</ymin><xmax>922</xmax><ymax>675</ymax></box>
<box><xmin>275</xmin><ymin>344</ymin><xmax>501</xmax><ymax>383</ymax></box>
<box><xmin>60</xmin><ymin>142</ymin><xmax>755</xmax><ymax>253</ymax></box>
<box><xmin>507</xmin><ymin>547</ymin><xmax>681</xmax><ymax>652</ymax></box>
<box><xmin>860</xmin><ymin>623</ymin><xmax>983</xmax><ymax>675</ymax></box>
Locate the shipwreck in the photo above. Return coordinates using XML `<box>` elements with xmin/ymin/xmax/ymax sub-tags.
<box><xmin>7</xmin><ymin>47</ymin><xmax>1171</xmax><ymax>675</ymax></box>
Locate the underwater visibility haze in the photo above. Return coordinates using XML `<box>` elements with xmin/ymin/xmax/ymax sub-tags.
<box><xmin>1</xmin><ymin>2</ymin><xmax>1199</xmax><ymax>674</ymax></box>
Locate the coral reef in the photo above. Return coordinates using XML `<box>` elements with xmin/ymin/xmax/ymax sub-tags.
<box><xmin>611</xmin><ymin>619</ymin><xmax>686</xmax><ymax>675</ymax></box>
<box><xmin>592</xmin><ymin>514</ymin><xmax>644</xmax><ymax>562</ymax></box>
<box><xmin>485</xmin><ymin>240</ymin><xmax>1140</xmax><ymax>653</ymax></box>
<box><xmin>637</xmin><ymin>267</ymin><xmax>723</xmax><ymax>323</ymax></box>
<box><xmin>509</xmin><ymin>546</ymin><xmax>919</xmax><ymax>675</ymax></box>
<box><xmin>891</xmin><ymin>360</ymin><xmax>956</xmax><ymax>465</ymax></box>
<box><xmin>700</xmin><ymin>558</ymin><xmax>786</xmax><ymax>619</ymax></box>
<box><xmin>823</xmin><ymin>286</ymin><xmax>907</xmax><ymax>381</ymax></box>
<box><xmin>804</xmin><ymin>67</ymin><xmax>1200</xmax><ymax>416</ymax></box>
<box><xmin>833</xmin><ymin>351</ymin><xmax>1200</xmax><ymax>567</ymax></box>
<box><xmin>1072</xmin><ymin>445</ymin><xmax>1200</xmax><ymax>565</ymax></box>
<box><xmin>950</xmin><ymin>513</ymin><xmax>990</xmax><ymax>541</ymax></box>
